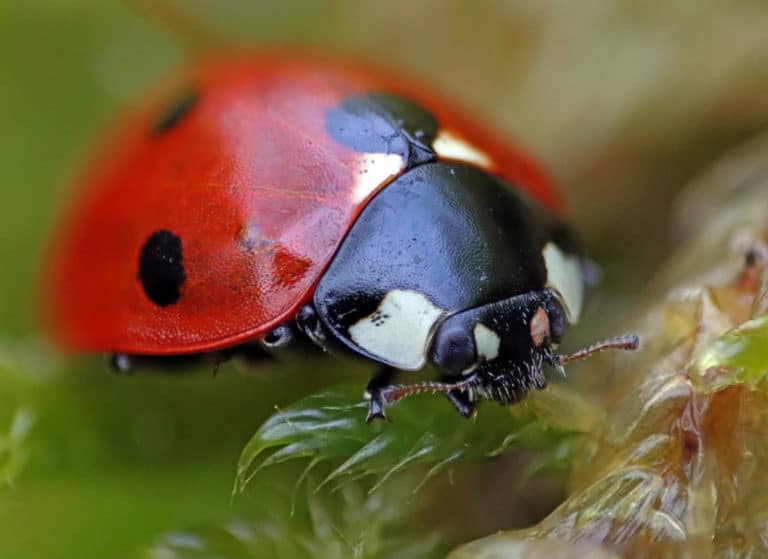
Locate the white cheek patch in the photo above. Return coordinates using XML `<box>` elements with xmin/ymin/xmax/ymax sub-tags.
<box><xmin>542</xmin><ymin>242</ymin><xmax>584</xmax><ymax>324</ymax></box>
<box><xmin>351</xmin><ymin>153</ymin><xmax>406</xmax><ymax>203</ymax></box>
<box><xmin>348</xmin><ymin>289</ymin><xmax>444</xmax><ymax>370</ymax></box>
<box><xmin>473</xmin><ymin>323</ymin><xmax>500</xmax><ymax>361</ymax></box>
<box><xmin>433</xmin><ymin>130</ymin><xmax>493</xmax><ymax>170</ymax></box>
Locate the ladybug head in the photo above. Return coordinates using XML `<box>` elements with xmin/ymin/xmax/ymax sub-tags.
<box><xmin>428</xmin><ymin>289</ymin><xmax>568</xmax><ymax>404</ymax></box>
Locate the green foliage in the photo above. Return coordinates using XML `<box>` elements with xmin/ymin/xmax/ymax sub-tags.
<box><xmin>0</xmin><ymin>407</ymin><xmax>34</xmax><ymax>488</ymax></box>
<box><xmin>236</xmin><ymin>383</ymin><xmax>594</xmax><ymax>497</ymax></box>
<box><xmin>148</xmin><ymin>382</ymin><xmax>592</xmax><ymax>559</ymax></box>
<box><xmin>692</xmin><ymin>315</ymin><xmax>768</xmax><ymax>390</ymax></box>
<box><xmin>146</xmin><ymin>480</ymin><xmax>443</xmax><ymax>559</ymax></box>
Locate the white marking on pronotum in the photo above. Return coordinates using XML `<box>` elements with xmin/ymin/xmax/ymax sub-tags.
<box><xmin>433</xmin><ymin>130</ymin><xmax>493</xmax><ymax>169</ymax></box>
<box><xmin>542</xmin><ymin>242</ymin><xmax>584</xmax><ymax>323</ymax></box>
<box><xmin>348</xmin><ymin>289</ymin><xmax>444</xmax><ymax>370</ymax></box>
<box><xmin>473</xmin><ymin>323</ymin><xmax>500</xmax><ymax>361</ymax></box>
<box><xmin>351</xmin><ymin>153</ymin><xmax>405</xmax><ymax>203</ymax></box>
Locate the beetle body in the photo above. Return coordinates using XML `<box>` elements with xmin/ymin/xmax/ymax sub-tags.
<box><xmin>44</xmin><ymin>54</ymin><xmax>632</xmax><ymax>419</ymax></box>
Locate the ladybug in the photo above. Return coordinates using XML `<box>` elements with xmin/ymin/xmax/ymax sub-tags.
<box><xmin>44</xmin><ymin>54</ymin><xmax>638</xmax><ymax>420</ymax></box>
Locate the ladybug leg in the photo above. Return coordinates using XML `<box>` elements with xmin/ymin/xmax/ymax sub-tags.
<box><xmin>107</xmin><ymin>349</ymin><xmax>248</xmax><ymax>375</ymax></box>
<box><xmin>109</xmin><ymin>354</ymin><xmax>133</xmax><ymax>374</ymax></box>
<box><xmin>233</xmin><ymin>343</ymin><xmax>275</xmax><ymax>364</ymax></box>
<box><xmin>441</xmin><ymin>380</ymin><xmax>476</xmax><ymax>418</ymax></box>
<box><xmin>375</xmin><ymin>375</ymin><xmax>479</xmax><ymax>420</ymax></box>
<box><xmin>365</xmin><ymin>366</ymin><xmax>396</xmax><ymax>423</ymax></box>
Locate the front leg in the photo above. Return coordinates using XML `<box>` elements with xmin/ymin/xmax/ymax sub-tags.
<box><xmin>443</xmin><ymin>381</ymin><xmax>476</xmax><ymax>418</ymax></box>
<box><xmin>365</xmin><ymin>366</ymin><xmax>396</xmax><ymax>422</ymax></box>
<box><xmin>367</xmin><ymin>374</ymin><xmax>480</xmax><ymax>420</ymax></box>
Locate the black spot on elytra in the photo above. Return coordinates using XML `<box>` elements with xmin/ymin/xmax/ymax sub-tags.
<box><xmin>151</xmin><ymin>89</ymin><xmax>199</xmax><ymax>135</ymax></box>
<box><xmin>325</xmin><ymin>93</ymin><xmax>439</xmax><ymax>168</ymax></box>
<box><xmin>138</xmin><ymin>230</ymin><xmax>186</xmax><ymax>307</ymax></box>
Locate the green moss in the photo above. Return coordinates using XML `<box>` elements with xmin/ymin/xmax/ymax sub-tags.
<box><xmin>692</xmin><ymin>315</ymin><xmax>768</xmax><ymax>390</ymax></box>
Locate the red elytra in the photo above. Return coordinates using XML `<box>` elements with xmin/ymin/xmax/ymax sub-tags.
<box><xmin>44</xmin><ymin>53</ymin><xmax>562</xmax><ymax>355</ymax></box>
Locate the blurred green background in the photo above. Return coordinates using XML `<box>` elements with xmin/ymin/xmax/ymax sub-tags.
<box><xmin>3</xmin><ymin>1</ymin><xmax>768</xmax><ymax>558</ymax></box>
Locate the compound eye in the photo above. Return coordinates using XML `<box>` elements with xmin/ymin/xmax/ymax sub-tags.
<box><xmin>429</xmin><ymin>324</ymin><xmax>477</xmax><ymax>376</ymax></box>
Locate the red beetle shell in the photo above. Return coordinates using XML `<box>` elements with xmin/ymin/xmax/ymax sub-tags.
<box><xmin>44</xmin><ymin>54</ymin><xmax>562</xmax><ymax>355</ymax></box>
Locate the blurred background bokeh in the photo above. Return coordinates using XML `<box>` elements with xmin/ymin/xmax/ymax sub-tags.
<box><xmin>3</xmin><ymin>1</ymin><xmax>768</xmax><ymax>557</ymax></box>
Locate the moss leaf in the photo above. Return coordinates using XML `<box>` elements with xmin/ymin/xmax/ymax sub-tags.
<box><xmin>235</xmin><ymin>383</ymin><xmax>592</xmax><ymax>497</ymax></box>
<box><xmin>147</xmin><ymin>480</ymin><xmax>444</xmax><ymax>559</ymax></box>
